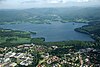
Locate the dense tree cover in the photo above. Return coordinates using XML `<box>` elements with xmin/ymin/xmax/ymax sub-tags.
<box><xmin>75</xmin><ymin>21</ymin><xmax>100</xmax><ymax>42</ymax></box>
<box><xmin>0</xmin><ymin>28</ymin><xmax>31</xmax><ymax>47</ymax></box>
<box><xmin>0</xmin><ymin>28</ymin><xmax>30</xmax><ymax>38</ymax></box>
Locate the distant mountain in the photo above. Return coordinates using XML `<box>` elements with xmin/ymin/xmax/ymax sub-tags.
<box><xmin>0</xmin><ymin>7</ymin><xmax>100</xmax><ymax>23</ymax></box>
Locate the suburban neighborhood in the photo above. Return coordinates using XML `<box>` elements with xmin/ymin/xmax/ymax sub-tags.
<box><xmin>0</xmin><ymin>43</ymin><xmax>100</xmax><ymax>67</ymax></box>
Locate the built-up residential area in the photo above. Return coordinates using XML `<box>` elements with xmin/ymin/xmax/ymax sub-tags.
<box><xmin>0</xmin><ymin>43</ymin><xmax>100</xmax><ymax>67</ymax></box>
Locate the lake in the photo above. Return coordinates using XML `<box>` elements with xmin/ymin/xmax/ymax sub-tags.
<box><xmin>0</xmin><ymin>22</ymin><xmax>94</xmax><ymax>42</ymax></box>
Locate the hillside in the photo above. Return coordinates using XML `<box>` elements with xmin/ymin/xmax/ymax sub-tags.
<box><xmin>0</xmin><ymin>7</ymin><xmax>100</xmax><ymax>24</ymax></box>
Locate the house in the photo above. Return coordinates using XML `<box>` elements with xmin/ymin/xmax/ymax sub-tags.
<box><xmin>5</xmin><ymin>52</ymin><xmax>15</xmax><ymax>58</ymax></box>
<box><xmin>0</xmin><ymin>48</ymin><xmax>4</xmax><ymax>52</ymax></box>
<box><xmin>47</xmin><ymin>56</ymin><xmax>59</xmax><ymax>64</ymax></box>
<box><xmin>52</xmin><ymin>63</ymin><xmax>60</xmax><ymax>67</ymax></box>
<box><xmin>24</xmin><ymin>44</ymin><xmax>32</xmax><ymax>47</ymax></box>
<box><xmin>0</xmin><ymin>58</ymin><xmax>4</xmax><ymax>63</ymax></box>
<box><xmin>41</xmin><ymin>53</ymin><xmax>49</xmax><ymax>59</ymax></box>
<box><xmin>4</xmin><ymin>58</ymin><xmax>11</xmax><ymax>63</ymax></box>
<box><xmin>9</xmin><ymin>62</ymin><xmax>17</xmax><ymax>67</ymax></box>
<box><xmin>14</xmin><ymin>53</ymin><xmax>24</xmax><ymax>58</ymax></box>
<box><xmin>17</xmin><ymin>45</ymin><xmax>24</xmax><ymax>48</ymax></box>
<box><xmin>51</xmin><ymin>46</ymin><xmax>58</xmax><ymax>50</ymax></box>
<box><xmin>0</xmin><ymin>54</ymin><xmax>4</xmax><ymax>58</ymax></box>
<box><xmin>20</xmin><ymin>60</ymin><xmax>32</xmax><ymax>66</ymax></box>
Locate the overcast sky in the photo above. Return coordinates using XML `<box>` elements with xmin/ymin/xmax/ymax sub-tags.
<box><xmin>0</xmin><ymin>0</ymin><xmax>100</xmax><ymax>9</ymax></box>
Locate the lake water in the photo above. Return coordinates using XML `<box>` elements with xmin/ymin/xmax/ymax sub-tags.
<box><xmin>0</xmin><ymin>22</ymin><xmax>94</xmax><ymax>42</ymax></box>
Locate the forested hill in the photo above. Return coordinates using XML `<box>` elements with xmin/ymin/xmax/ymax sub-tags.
<box><xmin>0</xmin><ymin>7</ymin><xmax>100</xmax><ymax>24</ymax></box>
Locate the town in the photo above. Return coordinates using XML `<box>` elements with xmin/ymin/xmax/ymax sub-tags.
<box><xmin>0</xmin><ymin>43</ymin><xmax>100</xmax><ymax>67</ymax></box>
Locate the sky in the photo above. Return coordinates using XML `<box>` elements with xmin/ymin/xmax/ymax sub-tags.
<box><xmin>0</xmin><ymin>0</ymin><xmax>100</xmax><ymax>9</ymax></box>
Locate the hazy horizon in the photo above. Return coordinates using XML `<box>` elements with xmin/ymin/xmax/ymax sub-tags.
<box><xmin>0</xmin><ymin>0</ymin><xmax>100</xmax><ymax>9</ymax></box>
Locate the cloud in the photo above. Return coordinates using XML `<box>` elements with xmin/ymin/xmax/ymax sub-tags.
<box><xmin>22</xmin><ymin>0</ymin><xmax>90</xmax><ymax>4</ymax></box>
<box><xmin>0</xmin><ymin>0</ymin><xmax>100</xmax><ymax>9</ymax></box>
<box><xmin>22</xmin><ymin>0</ymin><xmax>38</xmax><ymax>3</ymax></box>
<box><xmin>0</xmin><ymin>0</ymin><xmax>6</xmax><ymax>4</ymax></box>
<box><xmin>77</xmin><ymin>0</ymin><xmax>89</xmax><ymax>2</ymax></box>
<box><xmin>0</xmin><ymin>0</ymin><xmax>4</xmax><ymax>1</ymax></box>
<box><xmin>22</xmin><ymin>0</ymin><xmax>66</xmax><ymax>4</ymax></box>
<box><xmin>22</xmin><ymin>0</ymin><xmax>47</xmax><ymax>3</ymax></box>
<box><xmin>0</xmin><ymin>0</ymin><xmax>7</xmax><ymax>2</ymax></box>
<box><xmin>0</xmin><ymin>0</ymin><xmax>6</xmax><ymax>2</ymax></box>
